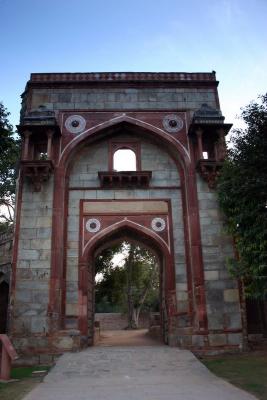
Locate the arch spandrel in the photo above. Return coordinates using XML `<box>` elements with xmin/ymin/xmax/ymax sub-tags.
<box><xmin>58</xmin><ymin>116</ymin><xmax>191</xmax><ymax>174</ymax></box>
<box><xmin>82</xmin><ymin>219</ymin><xmax>172</xmax><ymax>262</ymax></box>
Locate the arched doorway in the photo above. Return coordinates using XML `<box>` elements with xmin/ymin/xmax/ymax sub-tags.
<box><xmin>52</xmin><ymin>116</ymin><xmax>209</xmax><ymax>348</ymax></box>
<box><xmin>78</xmin><ymin>221</ymin><xmax>175</xmax><ymax>346</ymax></box>
<box><xmin>52</xmin><ymin>118</ymin><xmax>197</xmax><ymax>341</ymax></box>
<box><xmin>0</xmin><ymin>278</ymin><xmax>9</xmax><ymax>333</ymax></box>
<box><xmin>94</xmin><ymin>239</ymin><xmax>162</xmax><ymax>345</ymax></box>
<box><xmin>63</xmin><ymin>121</ymin><xmax>186</xmax><ymax>347</ymax></box>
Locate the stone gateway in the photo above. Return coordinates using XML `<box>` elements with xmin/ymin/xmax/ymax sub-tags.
<box><xmin>10</xmin><ymin>72</ymin><xmax>243</xmax><ymax>357</ymax></box>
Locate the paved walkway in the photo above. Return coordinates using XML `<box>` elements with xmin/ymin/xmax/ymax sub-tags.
<box><xmin>23</xmin><ymin>344</ymin><xmax>256</xmax><ymax>400</ymax></box>
<box><xmin>96</xmin><ymin>329</ymin><xmax>162</xmax><ymax>346</ymax></box>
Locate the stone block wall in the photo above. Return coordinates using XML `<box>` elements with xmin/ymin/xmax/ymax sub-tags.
<box><xmin>94</xmin><ymin>313</ymin><xmax>149</xmax><ymax>330</ymax></box>
<box><xmin>12</xmin><ymin>178</ymin><xmax>53</xmax><ymax>336</ymax></box>
<box><xmin>29</xmin><ymin>87</ymin><xmax>217</xmax><ymax>114</ymax></box>
<box><xmin>197</xmin><ymin>176</ymin><xmax>243</xmax><ymax>348</ymax></box>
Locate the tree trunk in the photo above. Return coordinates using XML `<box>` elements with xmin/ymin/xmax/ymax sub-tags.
<box><xmin>134</xmin><ymin>266</ymin><xmax>157</xmax><ymax>328</ymax></box>
<box><xmin>259</xmin><ymin>300</ymin><xmax>267</xmax><ymax>337</ymax></box>
<box><xmin>126</xmin><ymin>247</ymin><xmax>135</xmax><ymax>329</ymax></box>
<box><xmin>133</xmin><ymin>308</ymin><xmax>139</xmax><ymax>328</ymax></box>
<box><xmin>239</xmin><ymin>280</ymin><xmax>249</xmax><ymax>350</ymax></box>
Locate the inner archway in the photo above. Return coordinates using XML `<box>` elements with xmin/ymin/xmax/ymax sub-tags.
<box><xmin>94</xmin><ymin>240</ymin><xmax>162</xmax><ymax>346</ymax></box>
<box><xmin>81</xmin><ymin>221</ymin><xmax>175</xmax><ymax>347</ymax></box>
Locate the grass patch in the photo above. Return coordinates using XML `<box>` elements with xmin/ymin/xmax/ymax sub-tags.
<box><xmin>10</xmin><ymin>366</ymin><xmax>50</xmax><ymax>379</ymax></box>
<box><xmin>202</xmin><ymin>353</ymin><xmax>267</xmax><ymax>400</ymax></box>
<box><xmin>0</xmin><ymin>366</ymin><xmax>50</xmax><ymax>400</ymax></box>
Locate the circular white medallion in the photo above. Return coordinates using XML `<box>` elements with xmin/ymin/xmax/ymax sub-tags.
<box><xmin>65</xmin><ymin>115</ymin><xmax>86</xmax><ymax>134</ymax></box>
<box><xmin>86</xmin><ymin>218</ymin><xmax>101</xmax><ymax>233</ymax></box>
<box><xmin>162</xmin><ymin>114</ymin><xmax>183</xmax><ymax>133</ymax></box>
<box><xmin>151</xmin><ymin>217</ymin><xmax>166</xmax><ymax>232</ymax></box>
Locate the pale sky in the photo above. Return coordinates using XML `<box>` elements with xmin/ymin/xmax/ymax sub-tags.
<box><xmin>1</xmin><ymin>0</ymin><xmax>266</xmax><ymax>131</ymax></box>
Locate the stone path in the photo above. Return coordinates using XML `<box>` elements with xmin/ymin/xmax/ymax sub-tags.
<box><xmin>96</xmin><ymin>329</ymin><xmax>162</xmax><ymax>346</ymax></box>
<box><xmin>23</xmin><ymin>346</ymin><xmax>257</xmax><ymax>400</ymax></box>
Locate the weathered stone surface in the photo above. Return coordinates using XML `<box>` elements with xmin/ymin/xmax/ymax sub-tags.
<box><xmin>32</xmin><ymin>290</ymin><xmax>50</xmax><ymax>304</ymax></box>
<box><xmin>20</xmin><ymin>228</ymin><xmax>38</xmax><ymax>239</ymax></box>
<box><xmin>41</xmin><ymin>86</ymin><xmax>210</xmax><ymax>109</ymax></box>
<box><xmin>66</xmin><ymin>303</ymin><xmax>78</xmax><ymax>316</ymax></box>
<box><xmin>228</xmin><ymin>312</ymin><xmax>242</xmax><ymax>329</ymax></box>
<box><xmin>209</xmin><ymin>333</ymin><xmax>227</xmax><ymax>346</ymax></box>
<box><xmin>177</xmin><ymin>291</ymin><xmax>188</xmax><ymax>301</ymax></box>
<box><xmin>228</xmin><ymin>333</ymin><xmax>243</xmax><ymax>346</ymax></box>
<box><xmin>224</xmin><ymin>288</ymin><xmax>239</xmax><ymax>302</ymax></box>
<box><xmin>31</xmin><ymin>316</ymin><xmax>48</xmax><ymax>333</ymax></box>
<box><xmin>192</xmin><ymin>335</ymin><xmax>205</xmax><ymax>347</ymax></box>
<box><xmin>204</xmin><ymin>270</ymin><xmax>219</xmax><ymax>281</ymax></box>
<box><xmin>207</xmin><ymin>313</ymin><xmax>224</xmax><ymax>330</ymax></box>
<box><xmin>52</xmin><ymin>335</ymin><xmax>80</xmax><ymax>351</ymax></box>
<box><xmin>15</xmin><ymin>289</ymin><xmax>32</xmax><ymax>302</ymax></box>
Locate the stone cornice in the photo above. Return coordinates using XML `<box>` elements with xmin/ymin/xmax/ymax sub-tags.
<box><xmin>21</xmin><ymin>72</ymin><xmax>219</xmax><ymax>96</ymax></box>
<box><xmin>29</xmin><ymin>71</ymin><xmax>217</xmax><ymax>83</ymax></box>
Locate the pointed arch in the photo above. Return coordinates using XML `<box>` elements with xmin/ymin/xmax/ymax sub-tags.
<box><xmin>49</xmin><ymin>113</ymin><xmax>208</xmax><ymax>336</ymax></box>
<box><xmin>78</xmin><ymin>219</ymin><xmax>175</xmax><ymax>337</ymax></box>
<box><xmin>58</xmin><ymin>115</ymin><xmax>190</xmax><ymax>171</ymax></box>
<box><xmin>83</xmin><ymin>219</ymin><xmax>171</xmax><ymax>263</ymax></box>
<box><xmin>49</xmin><ymin>116</ymin><xmax>189</xmax><ymax>331</ymax></box>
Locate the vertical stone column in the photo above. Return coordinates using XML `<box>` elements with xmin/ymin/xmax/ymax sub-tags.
<box><xmin>48</xmin><ymin>167</ymin><xmax>65</xmax><ymax>332</ymax></box>
<box><xmin>217</xmin><ymin>128</ymin><xmax>226</xmax><ymax>160</ymax></box>
<box><xmin>78</xmin><ymin>261</ymin><xmax>90</xmax><ymax>341</ymax></box>
<box><xmin>214</xmin><ymin>142</ymin><xmax>219</xmax><ymax>161</ymax></box>
<box><xmin>196</xmin><ymin>128</ymin><xmax>204</xmax><ymax>159</ymax></box>
<box><xmin>46</xmin><ymin>130</ymin><xmax>54</xmax><ymax>159</ymax></box>
<box><xmin>187</xmin><ymin>138</ymin><xmax>208</xmax><ymax>333</ymax></box>
<box><xmin>22</xmin><ymin>130</ymin><xmax>31</xmax><ymax>160</ymax></box>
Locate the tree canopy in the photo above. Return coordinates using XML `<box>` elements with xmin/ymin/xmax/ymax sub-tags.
<box><xmin>0</xmin><ymin>102</ymin><xmax>20</xmax><ymax>231</ymax></box>
<box><xmin>217</xmin><ymin>94</ymin><xmax>267</xmax><ymax>299</ymax></box>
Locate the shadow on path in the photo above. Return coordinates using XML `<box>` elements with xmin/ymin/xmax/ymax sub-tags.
<box><xmin>96</xmin><ymin>329</ymin><xmax>163</xmax><ymax>347</ymax></box>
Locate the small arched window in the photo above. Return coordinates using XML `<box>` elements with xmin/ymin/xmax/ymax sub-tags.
<box><xmin>113</xmin><ymin>148</ymin><xmax>137</xmax><ymax>171</ymax></box>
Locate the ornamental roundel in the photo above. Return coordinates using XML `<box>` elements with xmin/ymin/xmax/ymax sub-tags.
<box><xmin>151</xmin><ymin>217</ymin><xmax>166</xmax><ymax>232</ymax></box>
<box><xmin>162</xmin><ymin>114</ymin><xmax>183</xmax><ymax>133</ymax></box>
<box><xmin>86</xmin><ymin>218</ymin><xmax>101</xmax><ymax>233</ymax></box>
<box><xmin>65</xmin><ymin>115</ymin><xmax>86</xmax><ymax>134</ymax></box>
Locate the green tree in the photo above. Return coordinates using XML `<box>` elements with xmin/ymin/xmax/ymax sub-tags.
<box><xmin>94</xmin><ymin>243</ymin><xmax>124</xmax><ymax>313</ymax></box>
<box><xmin>94</xmin><ymin>244</ymin><xmax>123</xmax><ymax>275</ymax></box>
<box><xmin>95</xmin><ymin>241</ymin><xmax>159</xmax><ymax>328</ymax></box>
<box><xmin>124</xmin><ymin>242</ymin><xmax>159</xmax><ymax>328</ymax></box>
<box><xmin>217</xmin><ymin>94</ymin><xmax>267</xmax><ymax>299</ymax></box>
<box><xmin>0</xmin><ymin>102</ymin><xmax>20</xmax><ymax>231</ymax></box>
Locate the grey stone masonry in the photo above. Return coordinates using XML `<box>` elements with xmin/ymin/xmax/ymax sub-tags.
<box><xmin>29</xmin><ymin>87</ymin><xmax>217</xmax><ymax>113</ymax></box>
<box><xmin>197</xmin><ymin>176</ymin><xmax>242</xmax><ymax>333</ymax></box>
<box><xmin>12</xmin><ymin>178</ymin><xmax>53</xmax><ymax>335</ymax></box>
